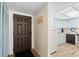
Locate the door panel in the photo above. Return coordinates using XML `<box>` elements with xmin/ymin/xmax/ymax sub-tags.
<box><xmin>13</xmin><ymin>14</ymin><xmax>31</xmax><ymax>54</ymax></box>
<box><xmin>17</xmin><ymin>24</ymin><xmax>22</xmax><ymax>35</ymax></box>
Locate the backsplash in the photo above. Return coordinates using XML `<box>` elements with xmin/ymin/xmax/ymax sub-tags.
<box><xmin>63</xmin><ymin>28</ymin><xmax>79</xmax><ymax>34</ymax></box>
<box><xmin>58</xmin><ymin>28</ymin><xmax>79</xmax><ymax>34</ymax></box>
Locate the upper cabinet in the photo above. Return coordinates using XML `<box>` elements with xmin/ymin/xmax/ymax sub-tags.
<box><xmin>67</xmin><ymin>18</ymin><xmax>79</xmax><ymax>28</ymax></box>
<box><xmin>57</xmin><ymin>20</ymin><xmax>68</xmax><ymax>28</ymax></box>
<box><xmin>62</xmin><ymin>21</ymin><xmax>67</xmax><ymax>28</ymax></box>
<box><xmin>67</xmin><ymin>20</ymin><xmax>73</xmax><ymax>28</ymax></box>
<box><xmin>73</xmin><ymin>18</ymin><xmax>79</xmax><ymax>28</ymax></box>
<box><xmin>57</xmin><ymin>18</ymin><xmax>79</xmax><ymax>28</ymax></box>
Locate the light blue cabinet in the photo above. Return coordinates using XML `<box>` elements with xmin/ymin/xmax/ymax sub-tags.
<box><xmin>0</xmin><ymin>2</ymin><xmax>9</xmax><ymax>57</ymax></box>
<box><xmin>67</xmin><ymin>20</ymin><xmax>71</xmax><ymax>28</ymax></box>
<box><xmin>67</xmin><ymin>19</ymin><xmax>77</xmax><ymax>28</ymax></box>
<box><xmin>57</xmin><ymin>19</ymin><xmax>79</xmax><ymax>28</ymax></box>
<box><xmin>57</xmin><ymin>20</ymin><xmax>63</xmax><ymax>28</ymax></box>
<box><xmin>57</xmin><ymin>18</ymin><xmax>79</xmax><ymax>28</ymax></box>
<box><xmin>72</xmin><ymin>19</ymin><xmax>78</xmax><ymax>28</ymax></box>
<box><xmin>57</xmin><ymin>20</ymin><xmax>67</xmax><ymax>28</ymax></box>
<box><xmin>62</xmin><ymin>21</ymin><xmax>67</xmax><ymax>28</ymax></box>
<box><xmin>70</xmin><ymin>20</ymin><xmax>75</xmax><ymax>28</ymax></box>
<box><xmin>56</xmin><ymin>33</ymin><xmax>66</xmax><ymax>45</ymax></box>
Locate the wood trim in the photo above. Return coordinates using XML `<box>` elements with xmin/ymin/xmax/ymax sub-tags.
<box><xmin>31</xmin><ymin>49</ymin><xmax>40</xmax><ymax>57</ymax></box>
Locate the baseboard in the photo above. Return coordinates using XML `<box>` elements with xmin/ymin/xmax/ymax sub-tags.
<box><xmin>58</xmin><ymin>43</ymin><xmax>66</xmax><ymax>46</ymax></box>
<box><xmin>50</xmin><ymin>51</ymin><xmax>57</xmax><ymax>55</ymax></box>
<box><xmin>31</xmin><ymin>49</ymin><xmax>40</xmax><ymax>57</ymax></box>
<box><xmin>8</xmin><ymin>54</ymin><xmax>15</xmax><ymax>57</ymax></box>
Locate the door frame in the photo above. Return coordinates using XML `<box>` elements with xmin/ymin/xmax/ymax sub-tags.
<box><xmin>9</xmin><ymin>11</ymin><xmax>34</xmax><ymax>55</ymax></box>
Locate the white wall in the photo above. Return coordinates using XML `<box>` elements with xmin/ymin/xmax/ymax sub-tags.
<box><xmin>34</xmin><ymin>4</ymin><xmax>48</xmax><ymax>57</ymax></box>
<box><xmin>48</xmin><ymin>3</ymin><xmax>57</xmax><ymax>56</ymax></box>
<box><xmin>9</xmin><ymin>10</ymin><xmax>34</xmax><ymax>55</ymax></box>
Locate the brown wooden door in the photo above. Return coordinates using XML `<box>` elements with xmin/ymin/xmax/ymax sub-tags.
<box><xmin>13</xmin><ymin>14</ymin><xmax>31</xmax><ymax>54</ymax></box>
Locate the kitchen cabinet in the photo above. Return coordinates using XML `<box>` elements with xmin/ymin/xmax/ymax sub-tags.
<box><xmin>72</xmin><ymin>19</ymin><xmax>79</xmax><ymax>28</ymax></box>
<box><xmin>57</xmin><ymin>20</ymin><xmax>67</xmax><ymax>28</ymax></box>
<box><xmin>57</xmin><ymin>18</ymin><xmax>79</xmax><ymax>28</ymax></box>
<box><xmin>67</xmin><ymin>19</ymin><xmax>79</xmax><ymax>28</ymax></box>
<box><xmin>71</xmin><ymin>20</ymin><xmax>74</xmax><ymax>28</ymax></box>
<box><xmin>68</xmin><ymin>20</ymin><xmax>75</xmax><ymax>28</ymax></box>
<box><xmin>57</xmin><ymin>20</ymin><xmax>62</xmax><ymax>28</ymax></box>
<box><xmin>62</xmin><ymin>21</ymin><xmax>67</xmax><ymax>28</ymax></box>
<box><xmin>67</xmin><ymin>20</ymin><xmax>72</xmax><ymax>28</ymax></box>
<box><xmin>56</xmin><ymin>33</ymin><xmax>66</xmax><ymax>45</ymax></box>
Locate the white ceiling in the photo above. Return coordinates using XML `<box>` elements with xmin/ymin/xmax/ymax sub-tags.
<box><xmin>6</xmin><ymin>2</ymin><xmax>79</xmax><ymax>19</ymax></box>
<box><xmin>5</xmin><ymin>2</ymin><xmax>46</xmax><ymax>15</ymax></box>
<box><xmin>52</xmin><ymin>2</ymin><xmax>77</xmax><ymax>14</ymax></box>
<box><xmin>52</xmin><ymin>2</ymin><xmax>79</xmax><ymax>19</ymax></box>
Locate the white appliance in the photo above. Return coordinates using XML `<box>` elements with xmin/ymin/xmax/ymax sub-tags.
<box><xmin>75</xmin><ymin>34</ymin><xmax>79</xmax><ymax>47</ymax></box>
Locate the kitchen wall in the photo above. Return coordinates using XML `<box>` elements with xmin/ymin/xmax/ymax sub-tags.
<box><xmin>34</xmin><ymin>4</ymin><xmax>48</xmax><ymax>57</ymax></box>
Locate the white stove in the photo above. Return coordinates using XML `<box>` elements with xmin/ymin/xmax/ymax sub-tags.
<box><xmin>75</xmin><ymin>34</ymin><xmax>79</xmax><ymax>47</ymax></box>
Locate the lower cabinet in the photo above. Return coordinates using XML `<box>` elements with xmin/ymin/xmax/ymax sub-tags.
<box><xmin>56</xmin><ymin>33</ymin><xmax>66</xmax><ymax>45</ymax></box>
